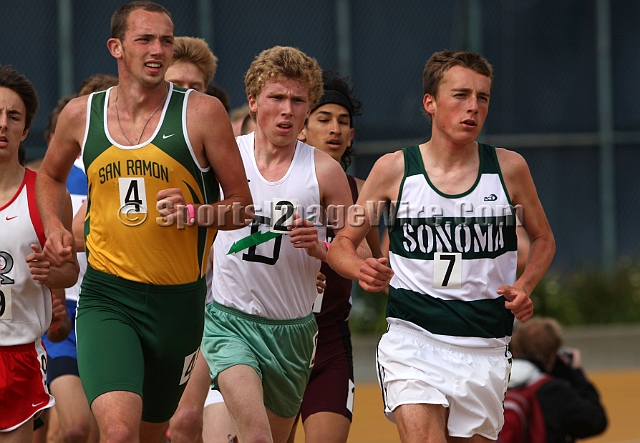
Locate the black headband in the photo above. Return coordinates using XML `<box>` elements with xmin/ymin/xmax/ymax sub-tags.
<box><xmin>312</xmin><ymin>89</ymin><xmax>353</xmax><ymax>117</ymax></box>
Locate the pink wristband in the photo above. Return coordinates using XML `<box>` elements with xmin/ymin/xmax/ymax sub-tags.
<box><xmin>322</xmin><ymin>241</ymin><xmax>330</xmax><ymax>262</ymax></box>
<box><xmin>186</xmin><ymin>204</ymin><xmax>196</xmax><ymax>227</ymax></box>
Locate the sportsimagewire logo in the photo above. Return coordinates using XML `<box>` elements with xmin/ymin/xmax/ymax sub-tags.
<box><xmin>117</xmin><ymin>203</ymin><xmax>148</xmax><ymax>227</ymax></box>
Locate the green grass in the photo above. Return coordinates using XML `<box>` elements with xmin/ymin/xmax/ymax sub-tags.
<box><xmin>531</xmin><ymin>256</ymin><xmax>640</xmax><ymax>325</ymax></box>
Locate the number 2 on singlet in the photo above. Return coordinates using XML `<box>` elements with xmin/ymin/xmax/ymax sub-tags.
<box><xmin>433</xmin><ymin>252</ymin><xmax>462</xmax><ymax>289</ymax></box>
<box><xmin>271</xmin><ymin>198</ymin><xmax>297</xmax><ymax>233</ymax></box>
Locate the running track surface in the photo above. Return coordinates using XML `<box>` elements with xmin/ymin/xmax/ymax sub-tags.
<box><xmin>292</xmin><ymin>369</ymin><xmax>640</xmax><ymax>443</ymax></box>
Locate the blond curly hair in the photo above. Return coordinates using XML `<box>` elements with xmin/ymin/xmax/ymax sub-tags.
<box><xmin>244</xmin><ymin>46</ymin><xmax>322</xmax><ymax>120</ymax></box>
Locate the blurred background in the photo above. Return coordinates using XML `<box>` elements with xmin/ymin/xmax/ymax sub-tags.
<box><xmin>3</xmin><ymin>0</ymin><xmax>640</xmax><ymax>327</ymax></box>
<box><xmin>3</xmin><ymin>1</ymin><xmax>640</xmax><ymax>441</ymax></box>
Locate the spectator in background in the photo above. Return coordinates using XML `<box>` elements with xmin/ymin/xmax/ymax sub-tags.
<box><xmin>503</xmin><ymin>317</ymin><xmax>607</xmax><ymax>443</ymax></box>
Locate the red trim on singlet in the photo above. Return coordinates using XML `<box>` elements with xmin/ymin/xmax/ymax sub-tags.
<box><xmin>25</xmin><ymin>168</ymin><xmax>46</xmax><ymax>248</ymax></box>
<box><xmin>0</xmin><ymin>168</ymin><xmax>29</xmax><ymax>212</ymax></box>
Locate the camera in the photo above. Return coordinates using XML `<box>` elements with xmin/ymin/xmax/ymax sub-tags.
<box><xmin>558</xmin><ymin>347</ymin><xmax>574</xmax><ymax>365</ymax></box>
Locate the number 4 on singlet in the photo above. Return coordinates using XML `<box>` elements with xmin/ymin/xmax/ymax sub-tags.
<box><xmin>434</xmin><ymin>252</ymin><xmax>462</xmax><ymax>289</ymax></box>
<box><xmin>118</xmin><ymin>178</ymin><xmax>147</xmax><ymax>213</ymax></box>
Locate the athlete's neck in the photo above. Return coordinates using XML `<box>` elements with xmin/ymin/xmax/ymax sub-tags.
<box><xmin>421</xmin><ymin>138</ymin><xmax>479</xmax><ymax>170</ymax></box>
<box><xmin>420</xmin><ymin>140</ymin><xmax>480</xmax><ymax>195</ymax></box>
<box><xmin>252</xmin><ymin>131</ymin><xmax>297</xmax><ymax>182</ymax></box>
<box><xmin>112</xmin><ymin>80</ymin><xmax>169</xmax><ymax>120</ymax></box>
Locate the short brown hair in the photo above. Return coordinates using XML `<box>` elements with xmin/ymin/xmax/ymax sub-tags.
<box><xmin>510</xmin><ymin>317</ymin><xmax>563</xmax><ymax>366</ymax></box>
<box><xmin>171</xmin><ymin>37</ymin><xmax>218</xmax><ymax>87</ymax></box>
<box><xmin>77</xmin><ymin>74</ymin><xmax>118</xmax><ymax>97</ymax></box>
<box><xmin>111</xmin><ymin>1</ymin><xmax>173</xmax><ymax>41</ymax></box>
<box><xmin>422</xmin><ymin>50</ymin><xmax>493</xmax><ymax>98</ymax></box>
<box><xmin>0</xmin><ymin>65</ymin><xmax>39</xmax><ymax>131</ymax></box>
<box><xmin>245</xmin><ymin>46</ymin><xmax>322</xmax><ymax>119</ymax></box>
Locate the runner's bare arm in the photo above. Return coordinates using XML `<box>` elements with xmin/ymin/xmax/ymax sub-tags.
<box><xmin>497</xmin><ymin>149</ymin><xmax>555</xmax><ymax>320</ymax></box>
<box><xmin>27</xmin><ymin>192</ymin><xmax>79</xmax><ymax>288</ymax></box>
<box><xmin>288</xmin><ymin>150</ymin><xmax>352</xmax><ymax>260</ymax></box>
<box><xmin>47</xmin><ymin>288</ymin><xmax>71</xmax><ymax>342</ymax></box>
<box><xmin>185</xmin><ymin>93</ymin><xmax>252</xmax><ymax>230</ymax></box>
<box><xmin>72</xmin><ymin>199</ymin><xmax>88</xmax><ymax>252</ymax></box>
<box><xmin>328</xmin><ymin>151</ymin><xmax>402</xmax><ymax>291</ymax></box>
<box><xmin>354</xmin><ymin>177</ymin><xmax>384</xmax><ymax>260</ymax></box>
<box><xmin>36</xmin><ymin>98</ymin><xmax>86</xmax><ymax>265</ymax></box>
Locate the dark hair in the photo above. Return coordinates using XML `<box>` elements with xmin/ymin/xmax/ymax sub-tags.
<box><xmin>111</xmin><ymin>1</ymin><xmax>173</xmax><ymax>41</ymax></box>
<box><xmin>18</xmin><ymin>144</ymin><xmax>26</xmax><ymax>166</ymax></box>
<box><xmin>206</xmin><ymin>83</ymin><xmax>230</xmax><ymax>112</ymax></box>
<box><xmin>44</xmin><ymin>95</ymin><xmax>74</xmax><ymax>143</ymax></box>
<box><xmin>0</xmin><ymin>65</ymin><xmax>39</xmax><ymax>131</ymax></box>
<box><xmin>310</xmin><ymin>70</ymin><xmax>362</xmax><ymax>170</ymax></box>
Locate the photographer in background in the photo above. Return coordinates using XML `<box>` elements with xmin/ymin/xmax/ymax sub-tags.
<box><xmin>504</xmin><ymin>317</ymin><xmax>607</xmax><ymax>443</ymax></box>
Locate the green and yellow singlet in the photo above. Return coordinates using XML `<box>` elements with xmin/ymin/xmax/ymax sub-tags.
<box><xmin>81</xmin><ymin>84</ymin><xmax>218</xmax><ymax>285</ymax></box>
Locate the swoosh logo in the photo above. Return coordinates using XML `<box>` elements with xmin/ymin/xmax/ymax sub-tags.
<box><xmin>5</xmin><ymin>216</ymin><xmax>17</xmax><ymax>221</ymax></box>
<box><xmin>162</xmin><ymin>134</ymin><xmax>175</xmax><ymax>139</ymax></box>
<box><xmin>32</xmin><ymin>401</ymin><xmax>45</xmax><ymax>407</ymax></box>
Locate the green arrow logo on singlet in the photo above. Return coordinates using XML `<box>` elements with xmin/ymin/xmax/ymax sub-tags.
<box><xmin>227</xmin><ymin>215</ymin><xmax>316</xmax><ymax>255</ymax></box>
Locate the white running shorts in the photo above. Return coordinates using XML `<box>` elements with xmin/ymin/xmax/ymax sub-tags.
<box><xmin>376</xmin><ymin>322</ymin><xmax>512</xmax><ymax>440</ymax></box>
